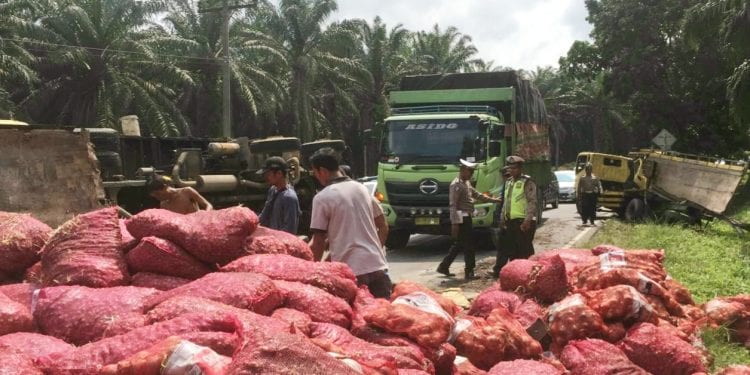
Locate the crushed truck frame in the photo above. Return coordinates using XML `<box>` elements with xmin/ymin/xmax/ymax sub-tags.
<box><xmin>576</xmin><ymin>149</ymin><xmax>748</xmax><ymax>227</ymax></box>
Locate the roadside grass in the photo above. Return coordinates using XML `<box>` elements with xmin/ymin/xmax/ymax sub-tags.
<box><xmin>583</xmin><ymin>197</ymin><xmax>750</xmax><ymax>370</ymax></box>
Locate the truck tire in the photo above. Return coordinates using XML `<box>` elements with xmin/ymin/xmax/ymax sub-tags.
<box><xmin>249</xmin><ymin>137</ymin><xmax>301</xmax><ymax>154</ymax></box>
<box><xmin>625</xmin><ymin>198</ymin><xmax>646</xmax><ymax>221</ymax></box>
<box><xmin>385</xmin><ymin>230</ymin><xmax>410</xmax><ymax>250</ymax></box>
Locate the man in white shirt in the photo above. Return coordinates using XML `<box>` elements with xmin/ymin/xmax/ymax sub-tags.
<box><xmin>308</xmin><ymin>148</ymin><xmax>392</xmax><ymax>298</ymax></box>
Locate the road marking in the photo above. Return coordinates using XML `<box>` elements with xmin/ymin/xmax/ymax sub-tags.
<box><xmin>564</xmin><ymin>226</ymin><xmax>596</xmax><ymax>248</ymax></box>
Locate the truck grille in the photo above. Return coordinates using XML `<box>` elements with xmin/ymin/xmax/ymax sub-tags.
<box><xmin>385</xmin><ymin>181</ymin><xmax>450</xmax><ymax>207</ymax></box>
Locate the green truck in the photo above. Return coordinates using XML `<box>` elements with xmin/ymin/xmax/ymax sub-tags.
<box><xmin>370</xmin><ymin>72</ymin><xmax>552</xmax><ymax>249</ymax></box>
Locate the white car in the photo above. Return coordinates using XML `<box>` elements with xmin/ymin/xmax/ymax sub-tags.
<box><xmin>554</xmin><ymin>170</ymin><xmax>576</xmax><ymax>202</ymax></box>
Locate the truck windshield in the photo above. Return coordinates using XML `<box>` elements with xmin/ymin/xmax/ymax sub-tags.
<box><xmin>382</xmin><ymin>119</ymin><xmax>481</xmax><ymax>164</ymax></box>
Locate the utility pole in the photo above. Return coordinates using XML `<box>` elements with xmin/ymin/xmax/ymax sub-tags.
<box><xmin>199</xmin><ymin>0</ymin><xmax>255</xmax><ymax>138</ymax></box>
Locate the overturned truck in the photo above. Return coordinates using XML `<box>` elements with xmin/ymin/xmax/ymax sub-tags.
<box><xmin>0</xmin><ymin>121</ymin><xmax>345</xmax><ymax>233</ymax></box>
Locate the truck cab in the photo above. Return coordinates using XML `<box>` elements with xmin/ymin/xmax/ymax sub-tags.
<box><xmin>376</xmin><ymin>107</ymin><xmax>507</xmax><ymax>248</ymax></box>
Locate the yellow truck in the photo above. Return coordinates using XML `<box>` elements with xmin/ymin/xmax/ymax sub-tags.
<box><xmin>575</xmin><ymin>150</ymin><xmax>747</xmax><ymax>224</ymax></box>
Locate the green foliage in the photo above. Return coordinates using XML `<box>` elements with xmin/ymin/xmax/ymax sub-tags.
<box><xmin>412</xmin><ymin>24</ymin><xmax>482</xmax><ymax>74</ymax></box>
<box><xmin>1</xmin><ymin>0</ymin><xmax>748</xmax><ymax>161</ymax></box>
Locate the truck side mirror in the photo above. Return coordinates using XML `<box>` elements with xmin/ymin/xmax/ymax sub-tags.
<box><xmin>363</xmin><ymin>129</ymin><xmax>374</xmax><ymax>143</ymax></box>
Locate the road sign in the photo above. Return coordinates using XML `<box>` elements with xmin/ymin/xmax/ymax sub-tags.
<box><xmin>652</xmin><ymin>129</ymin><xmax>676</xmax><ymax>151</ymax></box>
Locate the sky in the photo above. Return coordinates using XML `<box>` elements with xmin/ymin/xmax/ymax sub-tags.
<box><xmin>330</xmin><ymin>0</ymin><xmax>593</xmax><ymax>72</ymax></box>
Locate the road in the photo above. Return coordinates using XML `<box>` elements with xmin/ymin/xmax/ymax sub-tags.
<box><xmin>386</xmin><ymin>202</ymin><xmax>608</xmax><ymax>292</ymax></box>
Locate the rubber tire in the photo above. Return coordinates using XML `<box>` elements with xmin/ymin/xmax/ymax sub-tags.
<box><xmin>625</xmin><ymin>198</ymin><xmax>646</xmax><ymax>221</ymax></box>
<box><xmin>249</xmin><ymin>137</ymin><xmax>301</xmax><ymax>154</ymax></box>
<box><xmin>385</xmin><ymin>230</ymin><xmax>411</xmax><ymax>250</ymax></box>
<box><xmin>301</xmin><ymin>140</ymin><xmax>346</xmax><ymax>154</ymax></box>
<box><xmin>552</xmin><ymin>195</ymin><xmax>559</xmax><ymax>209</ymax></box>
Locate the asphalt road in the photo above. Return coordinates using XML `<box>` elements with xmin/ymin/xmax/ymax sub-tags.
<box><xmin>385</xmin><ymin>202</ymin><xmax>609</xmax><ymax>291</ymax></box>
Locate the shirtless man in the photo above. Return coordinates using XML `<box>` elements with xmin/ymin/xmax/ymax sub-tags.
<box><xmin>147</xmin><ymin>175</ymin><xmax>213</xmax><ymax>214</ymax></box>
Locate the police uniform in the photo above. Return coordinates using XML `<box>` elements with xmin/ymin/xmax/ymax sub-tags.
<box><xmin>578</xmin><ymin>166</ymin><xmax>602</xmax><ymax>225</ymax></box>
<box><xmin>494</xmin><ymin>156</ymin><xmax>538</xmax><ymax>272</ymax></box>
<box><xmin>437</xmin><ymin>159</ymin><xmax>496</xmax><ymax>279</ymax></box>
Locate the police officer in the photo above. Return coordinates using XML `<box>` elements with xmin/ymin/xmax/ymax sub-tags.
<box><xmin>437</xmin><ymin>159</ymin><xmax>502</xmax><ymax>280</ymax></box>
<box><xmin>493</xmin><ymin>155</ymin><xmax>538</xmax><ymax>272</ymax></box>
<box><xmin>577</xmin><ymin>163</ymin><xmax>602</xmax><ymax>225</ymax></box>
<box><xmin>490</xmin><ymin>166</ymin><xmax>512</xmax><ymax>278</ymax></box>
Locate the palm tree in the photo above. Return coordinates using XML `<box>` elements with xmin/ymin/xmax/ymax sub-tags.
<box><xmin>157</xmin><ymin>0</ymin><xmax>287</xmax><ymax>137</ymax></box>
<box><xmin>20</xmin><ymin>0</ymin><xmax>192</xmax><ymax>136</ymax></box>
<box><xmin>412</xmin><ymin>24</ymin><xmax>482</xmax><ymax>74</ymax></box>
<box><xmin>253</xmin><ymin>0</ymin><xmax>369</xmax><ymax>141</ymax></box>
<box><xmin>0</xmin><ymin>0</ymin><xmax>42</xmax><ymax>118</ymax></box>
<box><xmin>683</xmin><ymin>0</ymin><xmax>750</xmax><ymax>133</ymax></box>
<box><xmin>328</xmin><ymin>16</ymin><xmax>415</xmax><ymax>173</ymax></box>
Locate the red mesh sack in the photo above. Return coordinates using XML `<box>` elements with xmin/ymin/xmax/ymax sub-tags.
<box><xmin>488</xmin><ymin>359</ymin><xmax>561</xmax><ymax>375</ymax></box>
<box><xmin>512</xmin><ymin>299</ymin><xmax>544</xmax><ymax>328</ymax></box>
<box><xmin>455</xmin><ymin>356</ymin><xmax>488</xmax><ymax>375</ymax></box>
<box><xmin>664</xmin><ymin>278</ymin><xmax>695</xmax><ymax>305</ymax></box>
<box><xmin>364</xmin><ymin>293</ymin><xmax>453</xmax><ymax>349</ymax></box>
<box><xmin>0</xmin><ymin>291</ymin><xmax>34</xmax><ymax>335</ymax></box>
<box><xmin>499</xmin><ymin>256</ymin><xmax>567</xmax><ymax>303</ymax></box>
<box><xmin>130</xmin><ymin>272</ymin><xmax>190</xmax><ymax>291</ymax></box>
<box><xmin>0</xmin><ymin>332</ymin><xmax>73</xmax><ymax>361</ymax></box>
<box><xmin>0</xmin><ymin>347</ymin><xmax>43</xmax><ymax>375</ymax></box>
<box><xmin>399</xmin><ymin>370</ymin><xmax>432</xmax><ymax>375</ymax></box>
<box><xmin>0</xmin><ymin>283</ymin><xmax>37</xmax><ymax>310</ymax></box>
<box><xmin>591</xmin><ymin>244</ymin><xmax>665</xmax><ymax>264</ymax></box>
<box><xmin>245</xmin><ymin>225</ymin><xmax>314</xmax><ymax>260</ymax></box>
<box><xmin>226</xmin><ymin>322</ymin><xmax>361</xmax><ymax>374</ymax></box>
<box><xmin>352</xmin><ymin>326</ymin><xmax>453</xmax><ymax>375</ymax></box>
<box><xmin>271</xmin><ymin>307</ymin><xmax>313</xmax><ymax>336</ymax></box>
<box><xmin>454</xmin><ymin>308</ymin><xmax>543</xmax><ymax>370</ymax></box>
<box><xmin>561</xmin><ymin>338</ymin><xmax>649</xmax><ymax>375</ymax></box>
<box><xmin>716</xmin><ymin>365</ymin><xmax>750</xmax><ymax>375</ymax></box>
<box><xmin>100</xmin><ymin>337</ymin><xmax>231</xmax><ymax>375</ymax></box>
<box><xmin>469</xmin><ymin>286</ymin><xmax>522</xmax><ymax>318</ymax></box>
<box><xmin>584</xmin><ymin>285</ymin><xmax>659</xmax><ymax>325</ymax></box>
<box><xmin>34</xmin><ymin>285</ymin><xmax>159</xmax><ymax>345</ymax></box>
<box><xmin>221</xmin><ymin>253</ymin><xmax>357</xmax><ymax>302</ymax></box>
<box><xmin>36</xmin><ymin>312</ymin><xmax>242</xmax><ymax>374</ymax></box>
<box><xmin>530</xmin><ymin>248</ymin><xmax>599</xmax><ymax>276</ymax></box>
<box><xmin>391</xmin><ymin>280</ymin><xmax>461</xmax><ymax>316</ymax></box>
<box><xmin>146</xmin><ymin>296</ymin><xmax>292</xmax><ymax>335</ymax></box>
<box><xmin>0</xmin><ymin>212</ymin><xmax>51</xmax><ymax>279</ymax></box>
<box><xmin>351</xmin><ymin>285</ymin><xmax>382</xmax><ymax>333</ymax></box>
<box><xmin>618</xmin><ymin>322</ymin><xmax>707</xmax><ymax>375</ymax></box>
<box><xmin>23</xmin><ymin>261</ymin><xmax>43</xmax><ymax>284</ymax></box>
<box><xmin>125</xmin><ymin>236</ymin><xmax>212</xmax><ymax>279</ymax></box>
<box><xmin>703</xmin><ymin>295</ymin><xmax>750</xmax><ymax>326</ymax></box>
<box><xmin>41</xmin><ymin>207</ymin><xmax>129</xmax><ymax>287</ymax></box>
<box><xmin>547</xmin><ymin>294</ymin><xmax>609</xmax><ymax>350</ymax></box>
<box><xmin>273</xmin><ymin>280</ymin><xmax>353</xmax><ymax>328</ymax></box>
<box><xmin>125</xmin><ymin>206</ymin><xmax>258</xmax><ymax>265</ymax></box>
<box><xmin>309</xmin><ymin>322</ymin><xmax>432</xmax><ymax>372</ymax></box>
<box><xmin>426</xmin><ymin>342</ymin><xmax>457</xmax><ymax>375</ymax></box>
<box><xmin>142</xmin><ymin>272</ymin><xmax>282</xmax><ymax>315</ymax></box>
<box><xmin>118</xmin><ymin>219</ymin><xmax>137</xmax><ymax>252</ymax></box>
<box><xmin>573</xmin><ymin>250</ymin><xmax>667</xmax><ymax>286</ymax></box>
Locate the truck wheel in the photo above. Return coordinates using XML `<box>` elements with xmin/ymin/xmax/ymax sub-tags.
<box><xmin>385</xmin><ymin>230</ymin><xmax>410</xmax><ymax>250</ymax></box>
<box><xmin>552</xmin><ymin>196</ymin><xmax>559</xmax><ymax>209</ymax></box>
<box><xmin>249</xmin><ymin>137</ymin><xmax>301</xmax><ymax>154</ymax></box>
<box><xmin>625</xmin><ymin>198</ymin><xmax>646</xmax><ymax>221</ymax></box>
